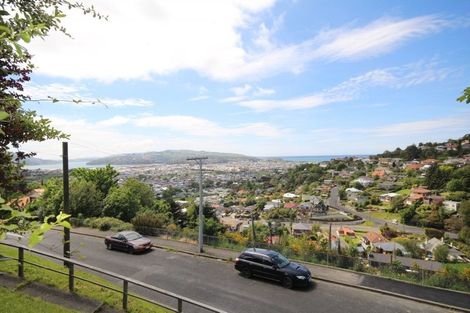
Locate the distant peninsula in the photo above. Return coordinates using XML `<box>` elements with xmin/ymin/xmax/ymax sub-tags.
<box><xmin>86</xmin><ymin>150</ymin><xmax>260</xmax><ymax>165</ymax></box>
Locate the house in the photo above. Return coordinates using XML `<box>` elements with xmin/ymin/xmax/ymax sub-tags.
<box><xmin>405</xmin><ymin>186</ymin><xmax>431</xmax><ymax>205</ymax></box>
<box><xmin>354</xmin><ymin>176</ymin><xmax>374</xmax><ymax>187</ymax></box>
<box><xmin>423</xmin><ymin>195</ymin><xmax>444</xmax><ymax>206</ymax></box>
<box><xmin>292</xmin><ymin>223</ymin><xmax>312</xmax><ymax>236</ymax></box>
<box><xmin>362</xmin><ymin>232</ymin><xmax>386</xmax><ymax>247</ymax></box>
<box><xmin>337</xmin><ymin>226</ymin><xmax>355</xmax><ymax>237</ymax></box>
<box><xmin>7</xmin><ymin>188</ymin><xmax>45</xmax><ymax>209</ymax></box>
<box><xmin>421</xmin><ymin>237</ymin><xmax>444</xmax><ymax>259</ymax></box>
<box><xmin>372</xmin><ymin>168</ymin><xmax>387</xmax><ymax>178</ymax></box>
<box><xmin>372</xmin><ymin>241</ymin><xmax>407</xmax><ymax>255</ymax></box>
<box><xmin>422</xmin><ymin>159</ymin><xmax>438</xmax><ymax>165</ymax></box>
<box><xmin>346</xmin><ymin>187</ymin><xmax>362</xmax><ymax>196</ymax></box>
<box><xmin>284</xmin><ymin>202</ymin><xmax>298</xmax><ymax>209</ymax></box>
<box><xmin>368</xmin><ymin>253</ymin><xmax>443</xmax><ymax>272</ymax></box>
<box><xmin>379</xmin><ymin>193</ymin><xmax>400</xmax><ymax>203</ymax></box>
<box><xmin>443</xmin><ymin>200</ymin><xmax>460</xmax><ymax>213</ymax></box>
<box><xmin>283</xmin><ymin>192</ymin><xmax>298</xmax><ymax>199</ymax></box>
<box><xmin>406</xmin><ymin>163</ymin><xmax>424</xmax><ymax>171</ymax></box>
<box><xmin>311</xmin><ymin>201</ymin><xmax>328</xmax><ymax>215</ymax></box>
<box><xmin>299</xmin><ymin>202</ymin><xmax>313</xmax><ymax>210</ymax></box>
<box><xmin>378</xmin><ymin>181</ymin><xmax>398</xmax><ymax>191</ymax></box>
<box><xmin>220</xmin><ymin>218</ymin><xmax>243</xmax><ymax>231</ymax></box>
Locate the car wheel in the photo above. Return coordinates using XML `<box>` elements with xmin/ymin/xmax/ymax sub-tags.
<box><xmin>106</xmin><ymin>243</ymin><xmax>112</xmax><ymax>250</ymax></box>
<box><xmin>282</xmin><ymin>276</ymin><xmax>294</xmax><ymax>289</ymax></box>
<box><xmin>241</xmin><ymin>267</ymin><xmax>252</xmax><ymax>278</ymax></box>
<box><xmin>127</xmin><ymin>246</ymin><xmax>134</xmax><ymax>254</ymax></box>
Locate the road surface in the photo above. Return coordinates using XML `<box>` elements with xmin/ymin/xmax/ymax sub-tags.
<box><xmin>24</xmin><ymin>231</ymin><xmax>455</xmax><ymax>313</ymax></box>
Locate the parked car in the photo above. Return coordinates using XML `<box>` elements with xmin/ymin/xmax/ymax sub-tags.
<box><xmin>104</xmin><ymin>231</ymin><xmax>152</xmax><ymax>253</ymax></box>
<box><xmin>234</xmin><ymin>248</ymin><xmax>311</xmax><ymax>288</ymax></box>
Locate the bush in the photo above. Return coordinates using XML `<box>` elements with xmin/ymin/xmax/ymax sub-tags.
<box><xmin>424</xmin><ymin>227</ymin><xmax>445</xmax><ymax>239</ymax></box>
<box><xmin>131</xmin><ymin>211</ymin><xmax>170</xmax><ymax>235</ymax></box>
<box><xmin>87</xmin><ymin>217</ymin><xmax>133</xmax><ymax>232</ymax></box>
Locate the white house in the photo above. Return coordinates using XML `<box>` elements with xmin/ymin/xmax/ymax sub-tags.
<box><xmin>354</xmin><ymin>177</ymin><xmax>374</xmax><ymax>187</ymax></box>
<box><xmin>443</xmin><ymin>200</ymin><xmax>460</xmax><ymax>213</ymax></box>
<box><xmin>283</xmin><ymin>193</ymin><xmax>298</xmax><ymax>199</ymax></box>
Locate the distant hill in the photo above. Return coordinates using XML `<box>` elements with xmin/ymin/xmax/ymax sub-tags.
<box><xmin>375</xmin><ymin>133</ymin><xmax>470</xmax><ymax>161</ymax></box>
<box><xmin>24</xmin><ymin>157</ymin><xmax>60</xmax><ymax>166</ymax></box>
<box><xmin>86</xmin><ymin>150</ymin><xmax>260</xmax><ymax>165</ymax></box>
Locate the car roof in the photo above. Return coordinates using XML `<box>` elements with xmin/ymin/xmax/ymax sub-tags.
<box><xmin>242</xmin><ymin>248</ymin><xmax>278</xmax><ymax>257</ymax></box>
<box><xmin>119</xmin><ymin>231</ymin><xmax>138</xmax><ymax>235</ymax></box>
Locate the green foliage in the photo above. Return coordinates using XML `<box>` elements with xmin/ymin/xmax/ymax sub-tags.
<box><xmin>457</xmin><ymin>86</ymin><xmax>470</xmax><ymax>104</ymax></box>
<box><xmin>69</xmin><ymin>178</ymin><xmax>102</xmax><ymax>217</ymax></box>
<box><xmin>401</xmin><ymin>239</ymin><xmax>422</xmax><ymax>258</ymax></box>
<box><xmin>71</xmin><ymin>165</ymin><xmax>118</xmax><ymax>196</ymax></box>
<box><xmin>132</xmin><ymin>210</ymin><xmax>170</xmax><ymax>235</ymax></box>
<box><xmin>103</xmin><ymin>186</ymin><xmax>142</xmax><ymax>222</ymax></box>
<box><xmin>446</xmin><ymin>179</ymin><xmax>464</xmax><ymax>192</ymax></box>
<box><xmin>29</xmin><ymin>211</ymin><xmax>70</xmax><ymax>247</ymax></box>
<box><xmin>87</xmin><ymin>217</ymin><xmax>133</xmax><ymax>232</ymax></box>
<box><xmin>390</xmin><ymin>195</ymin><xmax>405</xmax><ymax>212</ymax></box>
<box><xmin>424</xmin><ymin>227</ymin><xmax>445</xmax><ymax>239</ymax></box>
<box><xmin>379</xmin><ymin>224</ymin><xmax>398</xmax><ymax>239</ymax></box>
<box><xmin>425</xmin><ymin>164</ymin><xmax>453</xmax><ymax>190</ymax></box>
<box><xmin>121</xmin><ymin>178</ymin><xmax>155</xmax><ymax>209</ymax></box>
<box><xmin>433</xmin><ymin>244</ymin><xmax>449</xmax><ymax>262</ymax></box>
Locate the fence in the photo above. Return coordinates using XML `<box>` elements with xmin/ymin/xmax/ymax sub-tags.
<box><xmin>0</xmin><ymin>241</ymin><xmax>228</xmax><ymax>313</ymax></box>
<box><xmin>132</xmin><ymin>226</ymin><xmax>470</xmax><ymax>293</ymax></box>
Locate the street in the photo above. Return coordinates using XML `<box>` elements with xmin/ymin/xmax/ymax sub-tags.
<box><xmin>26</xmin><ymin>231</ymin><xmax>453</xmax><ymax>313</ymax></box>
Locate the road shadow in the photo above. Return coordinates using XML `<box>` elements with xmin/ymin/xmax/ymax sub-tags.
<box><xmin>237</xmin><ymin>273</ymin><xmax>316</xmax><ymax>292</ymax></box>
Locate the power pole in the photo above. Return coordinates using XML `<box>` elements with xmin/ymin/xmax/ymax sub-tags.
<box><xmin>251</xmin><ymin>213</ymin><xmax>256</xmax><ymax>250</ymax></box>
<box><xmin>62</xmin><ymin>142</ymin><xmax>70</xmax><ymax>266</ymax></box>
<box><xmin>187</xmin><ymin>157</ymin><xmax>207</xmax><ymax>253</ymax></box>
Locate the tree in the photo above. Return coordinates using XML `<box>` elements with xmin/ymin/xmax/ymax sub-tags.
<box><xmin>1</xmin><ymin>1</ymin><xmax>104</xmax><ymax>197</ymax></box>
<box><xmin>103</xmin><ymin>187</ymin><xmax>142</xmax><ymax>222</ymax></box>
<box><xmin>433</xmin><ymin>244</ymin><xmax>449</xmax><ymax>262</ymax></box>
<box><xmin>425</xmin><ymin>165</ymin><xmax>452</xmax><ymax>190</ymax></box>
<box><xmin>69</xmin><ymin>179</ymin><xmax>102</xmax><ymax>218</ymax></box>
<box><xmin>457</xmin><ymin>86</ymin><xmax>470</xmax><ymax>104</ymax></box>
<box><xmin>121</xmin><ymin>178</ymin><xmax>155</xmax><ymax>209</ymax></box>
<box><xmin>402</xmin><ymin>239</ymin><xmax>422</xmax><ymax>258</ymax></box>
<box><xmin>71</xmin><ymin>165</ymin><xmax>118</xmax><ymax>197</ymax></box>
<box><xmin>390</xmin><ymin>195</ymin><xmax>405</xmax><ymax>212</ymax></box>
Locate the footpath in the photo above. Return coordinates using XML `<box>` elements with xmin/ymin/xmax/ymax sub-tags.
<box><xmin>69</xmin><ymin>227</ymin><xmax>470</xmax><ymax>312</ymax></box>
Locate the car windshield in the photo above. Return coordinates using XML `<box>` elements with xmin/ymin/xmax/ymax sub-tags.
<box><xmin>271</xmin><ymin>253</ymin><xmax>290</xmax><ymax>268</ymax></box>
<box><xmin>124</xmin><ymin>232</ymin><xmax>142</xmax><ymax>241</ymax></box>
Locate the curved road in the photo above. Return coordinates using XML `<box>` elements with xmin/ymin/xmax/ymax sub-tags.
<box><xmin>29</xmin><ymin>231</ymin><xmax>454</xmax><ymax>313</ymax></box>
<box><xmin>328</xmin><ymin>187</ymin><xmax>458</xmax><ymax>239</ymax></box>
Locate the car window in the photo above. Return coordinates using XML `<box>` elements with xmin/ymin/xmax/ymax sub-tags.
<box><xmin>262</xmin><ymin>258</ymin><xmax>273</xmax><ymax>266</ymax></box>
<box><xmin>123</xmin><ymin>232</ymin><xmax>142</xmax><ymax>241</ymax></box>
<box><xmin>271</xmin><ymin>253</ymin><xmax>290</xmax><ymax>268</ymax></box>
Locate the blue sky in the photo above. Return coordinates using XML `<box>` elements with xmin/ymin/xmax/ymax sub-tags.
<box><xmin>21</xmin><ymin>0</ymin><xmax>470</xmax><ymax>159</ymax></box>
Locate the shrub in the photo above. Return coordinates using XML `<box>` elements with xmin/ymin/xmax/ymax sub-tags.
<box><xmin>88</xmin><ymin>217</ymin><xmax>133</xmax><ymax>232</ymax></box>
<box><xmin>424</xmin><ymin>227</ymin><xmax>445</xmax><ymax>239</ymax></box>
<box><xmin>131</xmin><ymin>211</ymin><xmax>170</xmax><ymax>235</ymax></box>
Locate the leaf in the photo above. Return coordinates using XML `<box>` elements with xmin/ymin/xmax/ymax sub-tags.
<box><xmin>20</xmin><ymin>31</ymin><xmax>31</xmax><ymax>43</ymax></box>
<box><xmin>29</xmin><ymin>232</ymin><xmax>44</xmax><ymax>247</ymax></box>
<box><xmin>57</xmin><ymin>221</ymin><xmax>71</xmax><ymax>229</ymax></box>
<box><xmin>0</xmin><ymin>224</ymin><xmax>18</xmax><ymax>231</ymax></box>
<box><xmin>0</xmin><ymin>111</ymin><xmax>9</xmax><ymax>120</ymax></box>
<box><xmin>0</xmin><ymin>232</ymin><xmax>5</xmax><ymax>241</ymax></box>
<box><xmin>13</xmin><ymin>41</ymin><xmax>23</xmax><ymax>57</ymax></box>
<box><xmin>0</xmin><ymin>10</ymin><xmax>9</xmax><ymax>16</ymax></box>
<box><xmin>56</xmin><ymin>211</ymin><xmax>71</xmax><ymax>222</ymax></box>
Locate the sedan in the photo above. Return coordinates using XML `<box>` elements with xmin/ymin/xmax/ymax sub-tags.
<box><xmin>104</xmin><ymin>231</ymin><xmax>152</xmax><ymax>253</ymax></box>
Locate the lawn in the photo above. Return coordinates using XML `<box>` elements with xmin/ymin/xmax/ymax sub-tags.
<box><xmin>361</xmin><ymin>220</ymin><xmax>375</xmax><ymax>227</ymax></box>
<box><xmin>0</xmin><ymin>245</ymin><xmax>169</xmax><ymax>313</ymax></box>
<box><xmin>368</xmin><ymin>211</ymin><xmax>401</xmax><ymax>221</ymax></box>
<box><xmin>0</xmin><ymin>286</ymin><xmax>79</xmax><ymax>313</ymax></box>
<box><xmin>397</xmin><ymin>189</ymin><xmax>411</xmax><ymax>197</ymax></box>
<box><xmin>446</xmin><ymin>263</ymin><xmax>470</xmax><ymax>273</ymax></box>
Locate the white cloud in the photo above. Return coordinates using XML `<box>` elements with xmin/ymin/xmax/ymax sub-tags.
<box><xmin>222</xmin><ymin>84</ymin><xmax>276</xmax><ymax>102</ymax></box>
<box><xmin>20</xmin><ymin>114</ymin><xmax>287</xmax><ymax>159</ymax></box>
<box><xmin>236</xmin><ymin>61</ymin><xmax>453</xmax><ymax>111</ymax></box>
<box><xmin>24</xmin><ymin>83</ymin><xmax>153</xmax><ymax>107</ymax></box>
<box><xmin>132</xmin><ymin>115</ymin><xmax>288</xmax><ymax>137</ymax></box>
<box><xmin>188</xmin><ymin>95</ymin><xmax>210</xmax><ymax>102</ymax></box>
<box><xmin>26</xmin><ymin>2</ymin><xmax>458</xmax><ymax>82</ymax></box>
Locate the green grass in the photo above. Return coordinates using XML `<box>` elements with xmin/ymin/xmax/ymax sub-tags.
<box><xmin>446</xmin><ymin>263</ymin><xmax>470</xmax><ymax>273</ymax></box>
<box><xmin>0</xmin><ymin>286</ymin><xmax>79</xmax><ymax>313</ymax></box>
<box><xmin>361</xmin><ymin>220</ymin><xmax>375</xmax><ymax>227</ymax></box>
<box><xmin>368</xmin><ymin>211</ymin><xmax>401</xmax><ymax>221</ymax></box>
<box><xmin>397</xmin><ymin>189</ymin><xmax>411</xmax><ymax>196</ymax></box>
<box><xmin>0</xmin><ymin>246</ymin><xmax>169</xmax><ymax>313</ymax></box>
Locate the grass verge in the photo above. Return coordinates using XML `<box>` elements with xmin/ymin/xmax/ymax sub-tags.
<box><xmin>0</xmin><ymin>286</ymin><xmax>80</xmax><ymax>313</ymax></box>
<box><xmin>0</xmin><ymin>245</ymin><xmax>169</xmax><ymax>313</ymax></box>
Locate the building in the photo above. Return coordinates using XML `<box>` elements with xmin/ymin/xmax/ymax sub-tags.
<box><xmin>354</xmin><ymin>177</ymin><xmax>374</xmax><ymax>187</ymax></box>
<box><xmin>337</xmin><ymin>226</ymin><xmax>355</xmax><ymax>237</ymax></box>
<box><xmin>443</xmin><ymin>200</ymin><xmax>460</xmax><ymax>213</ymax></box>
<box><xmin>405</xmin><ymin>186</ymin><xmax>431</xmax><ymax>205</ymax></box>
<box><xmin>292</xmin><ymin>223</ymin><xmax>312</xmax><ymax>237</ymax></box>
<box><xmin>379</xmin><ymin>193</ymin><xmax>400</xmax><ymax>203</ymax></box>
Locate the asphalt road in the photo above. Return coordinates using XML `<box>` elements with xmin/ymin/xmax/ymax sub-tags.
<box><xmin>328</xmin><ymin>187</ymin><xmax>459</xmax><ymax>239</ymax></box>
<box><xmin>29</xmin><ymin>232</ymin><xmax>454</xmax><ymax>313</ymax></box>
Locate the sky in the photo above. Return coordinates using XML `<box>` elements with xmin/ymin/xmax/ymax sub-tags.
<box><xmin>20</xmin><ymin>0</ymin><xmax>470</xmax><ymax>160</ymax></box>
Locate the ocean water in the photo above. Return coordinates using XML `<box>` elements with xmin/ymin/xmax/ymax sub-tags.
<box><xmin>279</xmin><ymin>155</ymin><xmax>369</xmax><ymax>163</ymax></box>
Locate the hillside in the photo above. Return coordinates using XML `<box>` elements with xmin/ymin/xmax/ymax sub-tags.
<box><xmin>376</xmin><ymin>134</ymin><xmax>470</xmax><ymax>160</ymax></box>
<box><xmin>86</xmin><ymin>150</ymin><xmax>259</xmax><ymax>165</ymax></box>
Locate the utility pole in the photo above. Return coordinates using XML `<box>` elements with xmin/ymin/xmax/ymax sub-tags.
<box><xmin>62</xmin><ymin>142</ymin><xmax>70</xmax><ymax>266</ymax></box>
<box><xmin>251</xmin><ymin>213</ymin><xmax>256</xmax><ymax>250</ymax></box>
<box><xmin>187</xmin><ymin>157</ymin><xmax>207</xmax><ymax>253</ymax></box>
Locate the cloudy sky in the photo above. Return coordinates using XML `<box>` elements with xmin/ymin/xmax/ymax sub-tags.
<box><xmin>21</xmin><ymin>0</ymin><xmax>470</xmax><ymax>159</ymax></box>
